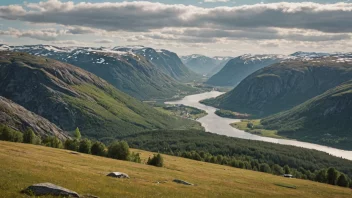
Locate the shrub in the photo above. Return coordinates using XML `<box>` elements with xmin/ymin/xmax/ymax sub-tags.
<box><xmin>129</xmin><ymin>152</ymin><xmax>141</xmax><ymax>163</ymax></box>
<box><xmin>64</xmin><ymin>139</ymin><xmax>79</xmax><ymax>151</ymax></box>
<box><xmin>0</xmin><ymin>125</ymin><xmax>23</xmax><ymax>142</ymax></box>
<box><xmin>23</xmin><ymin>129</ymin><xmax>40</xmax><ymax>144</ymax></box>
<box><xmin>147</xmin><ymin>153</ymin><xmax>164</xmax><ymax>167</ymax></box>
<box><xmin>315</xmin><ymin>169</ymin><xmax>327</xmax><ymax>183</ymax></box>
<box><xmin>78</xmin><ymin>139</ymin><xmax>92</xmax><ymax>154</ymax></box>
<box><xmin>43</xmin><ymin>136</ymin><xmax>63</xmax><ymax>148</ymax></box>
<box><xmin>272</xmin><ymin>164</ymin><xmax>284</xmax><ymax>175</ymax></box>
<box><xmin>337</xmin><ymin>174</ymin><xmax>349</xmax><ymax>187</ymax></box>
<box><xmin>108</xmin><ymin>141</ymin><xmax>130</xmax><ymax>160</ymax></box>
<box><xmin>91</xmin><ymin>141</ymin><xmax>107</xmax><ymax>156</ymax></box>
<box><xmin>327</xmin><ymin>167</ymin><xmax>340</xmax><ymax>185</ymax></box>
<box><xmin>259</xmin><ymin>163</ymin><xmax>272</xmax><ymax>173</ymax></box>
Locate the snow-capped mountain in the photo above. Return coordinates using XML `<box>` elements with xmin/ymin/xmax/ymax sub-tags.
<box><xmin>181</xmin><ymin>54</ymin><xmax>233</xmax><ymax>76</ymax></box>
<box><xmin>1</xmin><ymin>44</ymin><xmax>199</xmax><ymax>100</ymax></box>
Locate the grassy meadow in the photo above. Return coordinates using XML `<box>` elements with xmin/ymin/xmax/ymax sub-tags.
<box><xmin>0</xmin><ymin>141</ymin><xmax>351</xmax><ymax>198</ymax></box>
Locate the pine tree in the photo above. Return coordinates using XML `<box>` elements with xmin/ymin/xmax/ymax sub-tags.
<box><xmin>74</xmin><ymin>127</ymin><xmax>81</xmax><ymax>140</ymax></box>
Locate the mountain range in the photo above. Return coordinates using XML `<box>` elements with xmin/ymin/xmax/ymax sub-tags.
<box><xmin>181</xmin><ymin>54</ymin><xmax>232</xmax><ymax>76</ymax></box>
<box><xmin>1</xmin><ymin>44</ymin><xmax>199</xmax><ymax>100</ymax></box>
<box><xmin>0</xmin><ymin>52</ymin><xmax>200</xmax><ymax>139</ymax></box>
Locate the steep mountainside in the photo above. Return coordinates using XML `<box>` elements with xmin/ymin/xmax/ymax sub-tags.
<box><xmin>116</xmin><ymin>46</ymin><xmax>199</xmax><ymax>82</ymax></box>
<box><xmin>3</xmin><ymin>45</ymin><xmax>198</xmax><ymax>100</ymax></box>
<box><xmin>261</xmin><ymin>80</ymin><xmax>352</xmax><ymax>149</ymax></box>
<box><xmin>202</xmin><ymin>55</ymin><xmax>352</xmax><ymax>117</ymax></box>
<box><xmin>181</xmin><ymin>54</ymin><xmax>232</xmax><ymax>76</ymax></box>
<box><xmin>0</xmin><ymin>96</ymin><xmax>69</xmax><ymax>140</ymax></box>
<box><xmin>0</xmin><ymin>52</ymin><xmax>200</xmax><ymax>139</ymax></box>
<box><xmin>206</xmin><ymin>54</ymin><xmax>284</xmax><ymax>87</ymax></box>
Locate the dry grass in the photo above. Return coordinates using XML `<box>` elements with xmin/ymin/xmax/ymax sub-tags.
<box><xmin>0</xmin><ymin>141</ymin><xmax>351</xmax><ymax>198</ymax></box>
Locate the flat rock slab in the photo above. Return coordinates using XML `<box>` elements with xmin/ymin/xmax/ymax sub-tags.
<box><xmin>173</xmin><ymin>179</ymin><xmax>194</xmax><ymax>186</ymax></box>
<box><xmin>107</xmin><ymin>172</ymin><xmax>129</xmax><ymax>179</ymax></box>
<box><xmin>24</xmin><ymin>183</ymin><xmax>80</xmax><ymax>197</ymax></box>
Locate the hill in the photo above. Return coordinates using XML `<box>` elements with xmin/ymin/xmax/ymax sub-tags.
<box><xmin>4</xmin><ymin>45</ymin><xmax>199</xmax><ymax>100</ymax></box>
<box><xmin>1</xmin><ymin>141</ymin><xmax>351</xmax><ymax>198</ymax></box>
<box><xmin>181</xmin><ymin>54</ymin><xmax>231</xmax><ymax>76</ymax></box>
<box><xmin>0</xmin><ymin>52</ymin><xmax>201</xmax><ymax>139</ymax></box>
<box><xmin>0</xmin><ymin>96</ymin><xmax>69</xmax><ymax>140</ymax></box>
<box><xmin>202</xmin><ymin>55</ymin><xmax>352</xmax><ymax>117</ymax></box>
<box><xmin>261</xmin><ymin>80</ymin><xmax>352</xmax><ymax>150</ymax></box>
<box><xmin>206</xmin><ymin>54</ymin><xmax>284</xmax><ymax>87</ymax></box>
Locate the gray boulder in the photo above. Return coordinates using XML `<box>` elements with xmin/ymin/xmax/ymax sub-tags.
<box><xmin>106</xmin><ymin>172</ymin><xmax>129</xmax><ymax>179</ymax></box>
<box><xmin>24</xmin><ymin>183</ymin><xmax>80</xmax><ymax>197</ymax></box>
<box><xmin>173</xmin><ymin>179</ymin><xmax>194</xmax><ymax>186</ymax></box>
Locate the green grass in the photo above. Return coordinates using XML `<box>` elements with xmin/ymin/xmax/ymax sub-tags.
<box><xmin>1</xmin><ymin>141</ymin><xmax>351</xmax><ymax>198</ymax></box>
<box><xmin>231</xmin><ymin>120</ymin><xmax>284</xmax><ymax>139</ymax></box>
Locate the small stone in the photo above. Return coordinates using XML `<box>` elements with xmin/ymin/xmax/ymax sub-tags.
<box><xmin>173</xmin><ymin>179</ymin><xmax>194</xmax><ymax>186</ymax></box>
<box><xmin>23</xmin><ymin>183</ymin><xmax>80</xmax><ymax>197</ymax></box>
<box><xmin>106</xmin><ymin>172</ymin><xmax>129</xmax><ymax>179</ymax></box>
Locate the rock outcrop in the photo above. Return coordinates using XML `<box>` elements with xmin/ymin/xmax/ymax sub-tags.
<box><xmin>0</xmin><ymin>96</ymin><xmax>69</xmax><ymax>140</ymax></box>
<box><xmin>106</xmin><ymin>172</ymin><xmax>129</xmax><ymax>179</ymax></box>
<box><xmin>23</xmin><ymin>183</ymin><xmax>80</xmax><ymax>197</ymax></box>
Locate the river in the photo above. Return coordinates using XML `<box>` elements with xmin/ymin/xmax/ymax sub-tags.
<box><xmin>166</xmin><ymin>91</ymin><xmax>352</xmax><ymax>161</ymax></box>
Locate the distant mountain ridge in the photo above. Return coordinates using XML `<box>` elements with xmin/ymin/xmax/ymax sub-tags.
<box><xmin>0</xmin><ymin>52</ymin><xmax>199</xmax><ymax>139</ymax></box>
<box><xmin>1</xmin><ymin>44</ymin><xmax>199</xmax><ymax>100</ymax></box>
<box><xmin>206</xmin><ymin>54</ymin><xmax>285</xmax><ymax>87</ymax></box>
<box><xmin>202</xmin><ymin>53</ymin><xmax>352</xmax><ymax>117</ymax></box>
<box><xmin>181</xmin><ymin>54</ymin><xmax>232</xmax><ymax>76</ymax></box>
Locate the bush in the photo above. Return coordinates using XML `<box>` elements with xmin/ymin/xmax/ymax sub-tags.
<box><xmin>337</xmin><ymin>174</ymin><xmax>349</xmax><ymax>187</ymax></box>
<box><xmin>147</xmin><ymin>153</ymin><xmax>164</xmax><ymax>167</ymax></box>
<box><xmin>64</xmin><ymin>139</ymin><xmax>79</xmax><ymax>151</ymax></box>
<box><xmin>259</xmin><ymin>163</ymin><xmax>272</xmax><ymax>173</ymax></box>
<box><xmin>0</xmin><ymin>125</ymin><xmax>23</xmax><ymax>142</ymax></box>
<box><xmin>91</xmin><ymin>141</ymin><xmax>107</xmax><ymax>156</ymax></box>
<box><xmin>327</xmin><ymin>167</ymin><xmax>340</xmax><ymax>185</ymax></box>
<box><xmin>272</xmin><ymin>164</ymin><xmax>284</xmax><ymax>175</ymax></box>
<box><xmin>79</xmin><ymin>139</ymin><xmax>92</xmax><ymax>154</ymax></box>
<box><xmin>247</xmin><ymin>122</ymin><xmax>254</xmax><ymax>129</ymax></box>
<box><xmin>129</xmin><ymin>152</ymin><xmax>141</xmax><ymax>163</ymax></box>
<box><xmin>23</xmin><ymin>129</ymin><xmax>41</xmax><ymax>144</ymax></box>
<box><xmin>108</xmin><ymin>141</ymin><xmax>130</xmax><ymax>160</ymax></box>
<box><xmin>43</xmin><ymin>136</ymin><xmax>63</xmax><ymax>148</ymax></box>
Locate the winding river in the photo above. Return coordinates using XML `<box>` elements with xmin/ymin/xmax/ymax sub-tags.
<box><xmin>166</xmin><ymin>91</ymin><xmax>352</xmax><ymax>161</ymax></box>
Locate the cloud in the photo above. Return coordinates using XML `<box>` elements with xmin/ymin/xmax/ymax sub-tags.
<box><xmin>0</xmin><ymin>28</ymin><xmax>65</xmax><ymax>41</ymax></box>
<box><xmin>94</xmin><ymin>39</ymin><xmax>114</xmax><ymax>44</ymax></box>
<box><xmin>51</xmin><ymin>40</ymin><xmax>83</xmax><ymax>45</ymax></box>
<box><xmin>204</xmin><ymin>0</ymin><xmax>230</xmax><ymax>2</ymax></box>
<box><xmin>1</xmin><ymin>1</ymin><xmax>352</xmax><ymax>33</ymax></box>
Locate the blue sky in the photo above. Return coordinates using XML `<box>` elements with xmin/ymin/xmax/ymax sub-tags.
<box><xmin>1</xmin><ymin>0</ymin><xmax>352</xmax><ymax>56</ymax></box>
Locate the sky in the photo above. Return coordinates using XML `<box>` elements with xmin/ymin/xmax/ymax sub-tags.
<box><xmin>0</xmin><ymin>0</ymin><xmax>352</xmax><ymax>56</ymax></box>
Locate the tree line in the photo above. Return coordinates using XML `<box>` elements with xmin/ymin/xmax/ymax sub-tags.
<box><xmin>0</xmin><ymin>125</ymin><xmax>163</xmax><ymax>167</ymax></box>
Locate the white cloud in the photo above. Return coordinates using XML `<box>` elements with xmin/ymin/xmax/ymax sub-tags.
<box><xmin>94</xmin><ymin>39</ymin><xmax>114</xmax><ymax>44</ymax></box>
<box><xmin>0</xmin><ymin>28</ymin><xmax>65</xmax><ymax>41</ymax></box>
<box><xmin>204</xmin><ymin>0</ymin><xmax>230</xmax><ymax>2</ymax></box>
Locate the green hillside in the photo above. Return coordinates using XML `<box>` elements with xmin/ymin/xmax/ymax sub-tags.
<box><xmin>261</xmin><ymin>80</ymin><xmax>352</xmax><ymax>150</ymax></box>
<box><xmin>202</xmin><ymin>57</ymin><xmax>352</xmax><ymax>117</ymax></box>
<box><xmin>0</xmin><ymin>52</ymin><xmax>201</xmax><ymax>139</ymax></box>
<box><xmin>1</xmin><ymin>141</ymin><xmax>351</xmax><ymax>198</ymax></box>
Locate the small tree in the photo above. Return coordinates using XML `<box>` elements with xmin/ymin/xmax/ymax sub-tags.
<box><xmin>91</xmin><ymin>141</ymin><xmax>107</xmax><ymax>156</ymax></box>
<box><xmin>247</xmin><ymin>122</ymin><xmax>254</xmax><ymax>129</ymax></box>
<box><xmin>337</xmin><ymin>174</ymin><xmax>349</xmax><ymax>187</ymax></box>
<box><xmin>78</xmin><ymin>139</ymin><xmax>92</xmax><ymax>154</ymax></box>
<box><xmin>259</xmin><ymin>163</ymin><xmax>271</xmax><ymax>173</ymax></box>
<box><xmin>129</xmin><ymin>152</ymin><xmax>141</xmax><ymax>163</ymax></box>
<box><xmin>108</xmin><ymin>141</ymin><xmax>130</xmax><ymax>160</ymax></box>
<box><xmin>74</xmin><ymin>127</ymin><xmax>81</xmax><ymax>140</ymax></box>
<box><xmin>284</xmin><ymin>165</ymin><xmax>291</xmax><ymax>174</ymax></box>
<box><xmin>43</xmin><ymin>136</ymin><xmax>63</xmax><ymax>148</ymax></box>
<box><xmin>272</xmin><ymin>164</ymin><xmax>284</xmax><ymax>175</ymax></box>
<box><xmin>315</xmin><ymin>169</ymin><xmax>327</xmax><ymax>183</ymax></box>
<box><xmin>147</xmin><ymin>153</ymin><xmax>164</xmax><ymax>167</ymax></box>
<box><xmin>327</xmin><ymin>167</ymin><xmax>340</xmax><ymax>185</ymax></box>
<box><xmin>23</xmin><ymin>129</ymin><xmax>37</xmax><ymax>144</ymax></box>
<box><xmin>64</xmin><ymin>139</ymin><xmax>79</xmax><ymax>151</ymax></box>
